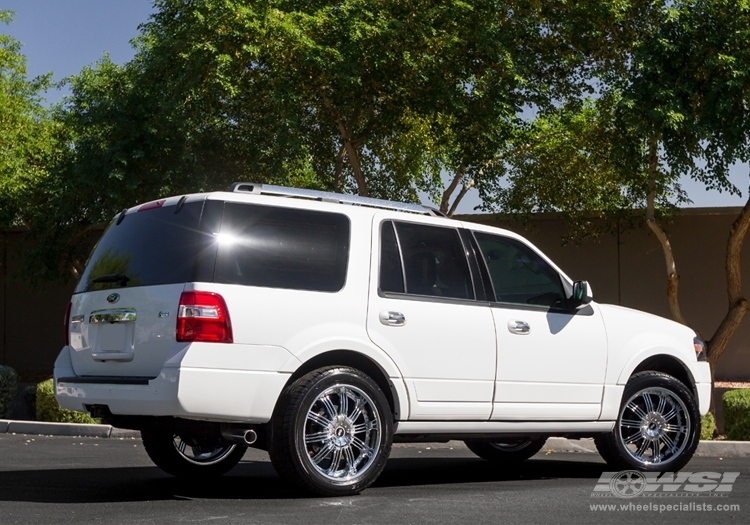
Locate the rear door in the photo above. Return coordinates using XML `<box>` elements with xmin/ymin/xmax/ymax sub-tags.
<box><xmin>367</xmin><ymin>216</ymin><xmax>497</xmax><ymax>420</ymax></box>
<box><xmin>67</xmin><ymin>197</ymin><xmax>219</xmax><ymax>378</ymax></box>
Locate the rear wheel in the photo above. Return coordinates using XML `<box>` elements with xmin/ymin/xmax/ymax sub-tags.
<box><xmin>269</xmin><ymin>366</ymin><xmax>393</xmax><ymax>496</ymax></box>
<box><xmin>141</xmin><ymin>430</ymin><xmax>245</xmax><ymax>478</ymax></box>
<box><xmin>464</xmin><ymin>437</ymin><xmax>546</xmax><ymax>462</ymax></box>
<box><xmin>595</xmin><ymin>371</ymin><xmax>700</xmax><ymax>471</ymax></box>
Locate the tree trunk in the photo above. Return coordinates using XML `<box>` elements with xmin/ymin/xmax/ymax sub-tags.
<box><xmin>447</xmin><ymin>178</ymin><xmax>475</xmax><ymax>217</ymax></box>
<box><xmin>334</xmin><ymin>145</ymin><xmax>345</xmax><ymax>193</ymax></box>
<box><xmin>440</xmin><ymin>170</ymin><xmax>464</xmax><ymax>214</ymax></box>
<box><xmin>341</xmin><ymin>138</ymin><xmax>368</xmax><ymax>197</ymax></box>
<box><xmin>644</xmin><ymin>137</ymin><xmax>688</xmax><ymax>327</ymax></box>
<box><xmin>320</xmin><ymin>93</ymin><xmax>369</xmax><ymax>197</ymax></box>
<box><xmin>705</xmin><ymin>193</ymin><xmax>750</xmax><ymax>373</ymax></box>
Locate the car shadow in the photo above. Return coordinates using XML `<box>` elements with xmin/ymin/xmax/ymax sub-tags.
<box><xmin>0</xmin><ymin>456</ymin><xmax>608</xmax><ymax>504</ymax></box>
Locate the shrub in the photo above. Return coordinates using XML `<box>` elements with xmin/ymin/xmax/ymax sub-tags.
<box><xmin>36</xmin><ymin>379</ymin><xmax>101</xmax><ymax>424</ymax></box>
<box><xmin>722</xmin><ymin>389</ymin><xmax>750</xmax><ymax>441</ymax></box>
<box><xmin>700</xmin><ymin>412</ymin><xmax>716</xmax><ymax>440</ymax></box>
<box><xmin>0</xmin><ymin>365</ymin><xmax>18</xmax><ymax>418</ymax></box>
<box><xmin>23</xmin><ymin>384</ymin><xmax>37</xmax><ymax>419</ymax></box>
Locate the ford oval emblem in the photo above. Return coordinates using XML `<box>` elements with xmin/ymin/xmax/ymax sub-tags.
<box><xmin>106</xmin><ymin>293</ymin><xmax>120</xmax><ymax>304</ymax></box>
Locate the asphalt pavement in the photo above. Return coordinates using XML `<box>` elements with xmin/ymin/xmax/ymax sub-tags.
<box><xmin>0</xmin><ymin>433</ymin><xmax>748</xmax><ymax>524</ymax></box>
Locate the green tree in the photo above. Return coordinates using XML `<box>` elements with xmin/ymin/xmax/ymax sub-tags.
<box><xmin>482</xmin><ymin>0</ymin><xmax>750</xmax><ymax>376</ymax></box>
<box><xmin>0</xmin><ymin>11</ymin><xmax>60</xmax><ymax>231</ymax></box>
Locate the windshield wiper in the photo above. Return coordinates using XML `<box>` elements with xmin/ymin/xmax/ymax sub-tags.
<box><xmin>91</xmin><ymin>273</ymin><xmax>131</xmax><ymax>287</ymax></box>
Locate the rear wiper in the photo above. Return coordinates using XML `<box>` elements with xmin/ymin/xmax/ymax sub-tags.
<box><xmin>91</xmin><ymin>273</ymin><xmax>131</xmax><ymax>287</ymax></box>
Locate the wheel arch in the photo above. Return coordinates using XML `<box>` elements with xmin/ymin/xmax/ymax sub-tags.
<box><xmin>625</xmin><ymin>353</ymin><xmax>697</xmax><ymax>396</ymax></box>
<box><xmin>279</xmin><ymin>349</ymin><xmax>404</xmax><ymax>421</ymax></box>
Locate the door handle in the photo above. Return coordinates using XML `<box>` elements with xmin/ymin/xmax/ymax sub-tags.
<box><xmin>379</xmin><ymin>311</ymin><xmax>406</xmax><ymax>327</ymax></box>
<box><xmin>507</xmin><ymin>320</ymin><xmax>530</xmax><ymax>335</ymax></box>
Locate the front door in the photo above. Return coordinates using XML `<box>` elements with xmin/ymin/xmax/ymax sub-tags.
<box><xmin>471</xmin><ymin>231</ymin><xmax>608</xmax><ymax>420</ymax></box>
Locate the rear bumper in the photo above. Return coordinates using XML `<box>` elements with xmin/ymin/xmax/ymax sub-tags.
<box><xmin>54</xmin><ymin>347</ymin><xmax>291</xmax><ymax>424</ymax></box>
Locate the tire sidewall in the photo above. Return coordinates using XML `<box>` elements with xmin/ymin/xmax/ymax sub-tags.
<box><xmin>290</xmin><ymin>368</ymin><xmax>393</xmax><ymax>495</ymax></box>
<box><xmin>614</xmin><ymin>373</ymin><xmax>700</xmax><ymax>472</ymax></box>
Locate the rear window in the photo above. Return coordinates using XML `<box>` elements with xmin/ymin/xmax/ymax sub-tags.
<box><xmin>75</xmin><ymin>200</ymin><xmax>216</xmax><ymax>293</ymax></box>
<box><xmin>214</xmin><ymin>203</ymin><xmax>350</xmax><ymax>292</ymax></box>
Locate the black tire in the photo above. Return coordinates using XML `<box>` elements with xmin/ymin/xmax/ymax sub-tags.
<box><xmin>141</xmin><ymin>430</ymin><xmax>246</xmax><ymax>478</ymax></box>
<box><xmin>595</xmin><ymin>371</ymin><xmax>700</xmax><ymax>472</ymax></box>
<box><xmin>269</xmin><ymin>366</ymin><xmax>393</xmax><ymax>496</ymax></box>
<box><xmin>464</xmin><ymin>437</ymin><xmax>547</xmax><ymax>462</ymax></box>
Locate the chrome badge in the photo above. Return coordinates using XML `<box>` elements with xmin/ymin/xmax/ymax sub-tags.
<box><xmin>106</xmin><ymin>293</ymin><xmax>120</xmax><ymax>304</ymax></box>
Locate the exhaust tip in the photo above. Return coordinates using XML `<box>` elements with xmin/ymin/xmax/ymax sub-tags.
<box><xmin>243</xmin><ymin>429</ymin><xmax>257</xmax><ymax>445</ymax></box>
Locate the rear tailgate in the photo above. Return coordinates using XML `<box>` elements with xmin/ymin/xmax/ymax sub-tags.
<box><xmin>68</xmin><ymin>284</ymin><xmax>185</xmax><ymax>377</ymax></box>
<box><xmin>65</xmin><ymin>195</ymin><xmax>221</xmax><ymax>377</ymax></box>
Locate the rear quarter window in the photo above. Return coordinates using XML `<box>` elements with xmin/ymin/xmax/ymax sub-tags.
<box><xmin>214</xmin><ymin>203</ymin><xmax>350</xmax><ymax>292</ymax></box>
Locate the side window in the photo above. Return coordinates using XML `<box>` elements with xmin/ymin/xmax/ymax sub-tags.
<box><xmin>379</xmin><ymin>221</ymin><xmax>405</xmax><ymax>293</ymax></box>
<box><xmin>215</xmin><ymin>203</ymin><xmax>350</xmax><ymax>292</ymax></box>
<box><xmin>474</xmin><ymin>232</ymin><xmax>566</xmax><ymax>308</ymax></box>
<box><xmin>394</xmin><ymin>222</ymin><xmax>474</xmax><ymax>300</ymax></box>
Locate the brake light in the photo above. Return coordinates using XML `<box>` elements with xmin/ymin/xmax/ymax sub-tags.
<box><xmin>138</xmin><ymin>199</ymin><xmax>166</xmax><ymax>212</ymax></box>
<box><xmin>64</xmin><ymin>302</ymin><xmax>72</xmax><ymax>346</ymax></box>
<box><xmin>176</xmin><ymin>291</ymin><xmax>233</xmax><ymax>343</ymax></box>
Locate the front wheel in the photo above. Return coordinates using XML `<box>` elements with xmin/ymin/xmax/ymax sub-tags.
<box><xmin>464</xmin><ymin>437</ymin><xmax>546</xmax><ymax>462</ymax></box>
<box><xmin>141</xmin><ymin>430</ymin><xmax>246</xmax><ymax>478</ymax></box>
<box><xmin>269</xmin><ymin>366</ymin><xmax>393</xmax><ymax>496</ymax></box>
<box><xmin>595</xmin><ymin>371</ymin><xmax>700</xmax><ymax>471</ymax></box>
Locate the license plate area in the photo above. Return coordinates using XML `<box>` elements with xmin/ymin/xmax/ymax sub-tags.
<box><xmin>99</xmin><ymin>323</ymin><xmax>127</xmax><ymax>352</ymax></box>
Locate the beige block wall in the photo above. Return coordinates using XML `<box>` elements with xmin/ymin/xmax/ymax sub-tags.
<box><xmin>1</xmin><ymin>207</ymin><xmax>749</xmax><ymax>380</ymax></box>
<box><xmin>465</xmin><ymin>208</ymin><xmax>750</xmax><ymax>380</ymax></box>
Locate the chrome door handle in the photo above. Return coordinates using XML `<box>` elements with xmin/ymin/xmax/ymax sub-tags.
<box><xmin>379</xmin><ymin>311</ymin><xmax>406</xmax><ymax>327</ymax></box>
<box><xmin>508</xmin><ymin>320</ymin><xmax>530</xmax><ymax>335</ymax></box>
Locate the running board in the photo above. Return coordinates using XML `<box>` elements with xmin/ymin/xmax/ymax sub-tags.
<box><xmin>394</xmin><ymin>421</ymin><xmax>615</xmax><ymax>435</ymax></box>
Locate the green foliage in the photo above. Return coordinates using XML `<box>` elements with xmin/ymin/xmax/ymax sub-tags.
<box><xmin>700</xmin><ymin>411</ymin><xmax>716</xmax><ymax>441</ymax></box>
<box><xmin>0</xmin><ymin>365</ymin><xmax>18</xmax><ymax>418</ymax></box>
<box><xmin>0</xmin><ymin>11</ymin><xmax>61</xmax><ymax>231</ymax></box>
<box><xmin>722</xmin><ymin>389</ymin><xmax>750</xmax><ymax>441</ymax></box>
<box><xmin>36</xmin><ymin>379</ymin><xmax>101</xmax><ymax>424</ymax></box>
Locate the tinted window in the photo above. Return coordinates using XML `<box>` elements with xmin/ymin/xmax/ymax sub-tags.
<box><xmin>379</xmin><ymin>221</ymin><xmax>404</xmax><ymax>293</ymax></box>
<box><xmin>394</xmin><ymin>222</ymin><xmax>474</xmax><ymax>300</ymax></box>
<box><xmin>215</xmin><ymin>203</ymin><xmax>349</xmax><ymax>292</ymax></box>
<box><xmin>76</xmin><ymin>201</ymin><xmax>215</xmax><ymax>293</ymax></box>
<box><xmin>474</xmin><ymin>232</ymin><xmax>566</xmax><ymax>308</ymax></box>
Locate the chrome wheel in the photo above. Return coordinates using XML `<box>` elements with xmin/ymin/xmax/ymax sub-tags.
<box><xmin>617</xmin><ymin>386</ymin><xmax>690</xmax><ymax>466</ymax></box>
<box><xmin>172</xmin><ymin>435</ymin><xmax>238</xmax><ymax>466</ymax></box>
<box><xmin>489</xmin><ymin>439</ymin><xmax>538</xmax><ymax>452</ymax></box>
<box><xmin>302</xmin><ymin>384</ymin><xmax>382</xmax><ymax>484</ymax></box>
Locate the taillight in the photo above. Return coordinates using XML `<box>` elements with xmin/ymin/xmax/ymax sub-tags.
<box><xmin>176</xmin><ymin>291</ymin><xmax>233</xmax><ymax>343</ymax></box>
<box><xmin>63</xmin><ymin>302</ymin><xmax>72</xmax><ymax>346</ymax></box>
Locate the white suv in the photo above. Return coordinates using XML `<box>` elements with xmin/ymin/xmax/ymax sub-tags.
<box><xmin>55</xmin><ymin>183</ymin><xmax>711</xmax><ymax>496</ymax></box>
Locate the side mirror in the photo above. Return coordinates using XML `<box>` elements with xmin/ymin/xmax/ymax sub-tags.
<box><xmin>572</xmin><ymin>280</ymin><xmax>593</xmax><ymax>308</ymax></box>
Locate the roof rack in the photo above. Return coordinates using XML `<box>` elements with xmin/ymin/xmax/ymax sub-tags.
<box><xmin>227</xmin><ymin>182</ymin><xmax>447</xmax><ymax>217</ymax></box>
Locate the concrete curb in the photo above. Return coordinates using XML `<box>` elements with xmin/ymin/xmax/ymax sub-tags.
<box><xmin>0</xmin><ymin>420</ymin><xmax>140</xmax><ymax>438</ymax></box>
<box><xmin>1</xmin><ymin>420</ymin><xmax>749</xmax><ymax>457</ymax></box>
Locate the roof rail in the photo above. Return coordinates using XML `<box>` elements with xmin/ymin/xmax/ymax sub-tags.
<box><xmin>227</xmin><ymin>182</ymin><xmax>445</xmax><ymax>216</ymax></box>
